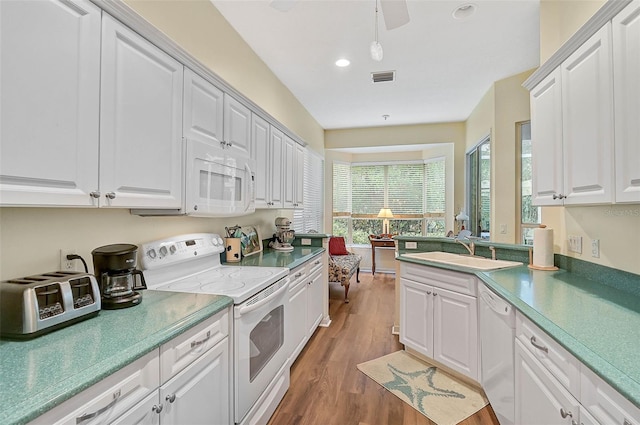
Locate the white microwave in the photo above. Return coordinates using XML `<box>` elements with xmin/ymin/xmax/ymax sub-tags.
<box><xmin>185</xmin><ymin>138</ymin><xmax>255</xmax><ymax>217</ymax></box>
<box><xmin>132</xmin><ymin>138</ymin><xmax>255</xmax><ymax>217</ymax></box>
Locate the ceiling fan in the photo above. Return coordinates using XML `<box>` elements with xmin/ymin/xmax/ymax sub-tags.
<box><xmin>269</xmin><ymin>0</ymin><xmax>410</xmax><ymax>31</ymax></box>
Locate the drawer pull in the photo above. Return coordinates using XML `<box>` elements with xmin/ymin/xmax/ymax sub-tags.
<box><xmin>191</xmin><ymin>330</ymin><xmax>211</xmax><ymax>348</ymax></box>
<box><xmin>314</xmin><ymin>260</ymin><xmax>320</xmax><ymax>265</ymax></box>
<box><xmin>294</xmin><ymin>272</ymin><xmax>303</xmax><ymax>278</ymax></box>
<box><xmin>623</xmin><ymin>420</ymin><xmax>632</xmax><ymax>425</ymax></box>
<box><xmin>166</xmin><ymin>393</ymin><xmax>176</xmax><ymax>403</ymax></box>
<box><xmin>76</xmin><ymin>389</ymin><xmax>121</xmax><ymax>424</ymax></box>
<box><xmin>530</xmin><ymin>336</ymin><xmax>549</xmax><ymax>353</ymax></box>
<box><xmin>560</xmin><ymin>408</ymin><xmax>573</xmax><ymax>419</ymax></box>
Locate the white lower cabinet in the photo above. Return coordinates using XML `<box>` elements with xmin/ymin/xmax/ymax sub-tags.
<box><xmin>29</xmin><ymin>310</ymin><xmax>231</xmax><ymax>425</ymax></box>
<box><xmin>287</xmin><ymin>255</ymin><xmax>324</xmax><ymax>366</ymax></box>
<box><xmin>515</xmin><ymin>339</ymin><xmax>581</xmax><ymax>425</ymax></box>
<box><xmin>515</xmin><ymin>311</ymin><xmax>640</xmax><ymax>425</ymax></box>
<box><xmin>159</xmin><ymin>337</ymin><xmax>230</xmax><ymax>425</ymax></box>
<box><xmin>399</xmin><ymin>264</ymin><xmax>479</xmax><ymax>381</ymax></box>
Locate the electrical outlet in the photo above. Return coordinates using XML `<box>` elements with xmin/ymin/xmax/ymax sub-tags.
<box><xmin>500</xmin><ymin>224</ymin><xmax>507</xmax><ymax>234</ymax></box>
<box><xmin>591</xmin><ymin>239</ymin><xmax>600</xmax><ymax>258</ymax></box>
<box><xmin>568</xmin><ymin>236</ymin><xmax>582</xmax><ymax>254</ymax></box>
<box><xmin>301</xmin><ymin>238</ymin><xmax>312</xmax><ymax>246</ymax></box>
<box><xmin>405</xmin><ymin>241</ymin><xmax>418</xmax><ymax>249</ymax></box>
<box><xmin>60</xmin><ymin>249</ymin><xmax>77</xmax><ymax>271</ymax></box>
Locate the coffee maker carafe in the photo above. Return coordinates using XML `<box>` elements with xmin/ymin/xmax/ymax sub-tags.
<box><xmin>91</xmin><ymin>244</ymin><xmax>147</xmax><ymax>309</ymax></box>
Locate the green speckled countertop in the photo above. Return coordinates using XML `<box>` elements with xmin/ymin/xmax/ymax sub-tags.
<box><xmin>0</xmin><ymin>291</ymin><xmax>232</xmax><ymax>425</ymax></box>
<box><xmin>226</xmin><ymin>245</ymin><xmax>325</xmax><ymax>269</ymax></box>
<box><xmin>397</xmin><ymin>253</ymin><xmax>640</xmax><ymax>408</ymax></box>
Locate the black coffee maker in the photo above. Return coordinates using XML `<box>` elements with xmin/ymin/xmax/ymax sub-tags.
<box><xmin>91</xmin><ymin>244</ymin><xmax>147</xmax><ymax>309</ymax></box>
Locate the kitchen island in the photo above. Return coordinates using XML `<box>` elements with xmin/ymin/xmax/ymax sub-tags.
<box><xmin>0</xmin><ymin>291</ymin><xmax>232</xmax><ymax>425</ymax></box>
<box><xmin>397</xmin><ymin>251</ymin><xmax>640</xmax><ymax>410</ymax></box>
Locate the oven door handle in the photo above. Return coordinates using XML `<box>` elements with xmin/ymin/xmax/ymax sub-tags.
<box><xmin>235</xmin><ymin>279</ymin><xmax>289</xmax><ymax>317</ymax></box>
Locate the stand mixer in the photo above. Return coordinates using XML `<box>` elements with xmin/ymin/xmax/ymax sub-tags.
<box><xmin>269</xmin><ymin>217</ymin><xmax>295</xmax><ymax>252</ymax></box>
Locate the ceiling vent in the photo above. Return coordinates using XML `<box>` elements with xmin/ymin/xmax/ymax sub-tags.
<box><xmin>371</xmin><ymin>70</ymin><xmax>395</xmax><ymax>83</ymax></box>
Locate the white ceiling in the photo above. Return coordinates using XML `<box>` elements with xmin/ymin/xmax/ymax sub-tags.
<box><xmin>211</xmin><ymin>0</ymin><xmax>540</xmax><ymax>130</ymax></box>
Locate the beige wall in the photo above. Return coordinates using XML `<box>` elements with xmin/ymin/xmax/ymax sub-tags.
<box><xmin>124</xmin><ymin>0</ymin><xmax>324</xmax><ymax>154</ymax></box>
<box><xmin>464</xmin><ymin>70</ymin><xmax>534</xmax><ymax>244</ymax></box>
<box><xmin>538</xmin><ymin>0</ymin><xmax>639</xmax><ymax>275</ymax></box>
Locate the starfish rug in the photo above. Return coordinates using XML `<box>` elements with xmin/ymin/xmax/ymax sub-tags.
<box><xmin>357</xmin><ymin>351</ymin><xmax>489</xmax><ymax>425</ymax></box>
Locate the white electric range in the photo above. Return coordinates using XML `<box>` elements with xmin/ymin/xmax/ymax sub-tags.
<box><xmin>141</xmin><ymin>233</ymin><xmax>291</xmax><ymax>425</ymax></box>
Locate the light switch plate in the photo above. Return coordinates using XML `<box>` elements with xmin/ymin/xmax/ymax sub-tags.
<box><xmin>591</xmin><ymin>239</ymin><xmax>600</xmax><ymax>258</ymax></box>
<box><xmin>568</xmin><ymin>235</ymin><xmax>582</xmax><ymax>254</ymax></box>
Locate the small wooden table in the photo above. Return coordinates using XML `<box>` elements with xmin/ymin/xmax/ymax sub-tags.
<box><xmin>368</xmin><ymin>235</ymin><xmax>396</xmax><ymax>275</ymax></box>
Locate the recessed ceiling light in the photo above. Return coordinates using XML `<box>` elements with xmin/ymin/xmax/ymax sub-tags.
<box><xmin>335</xmin><ymin>59</ymin><xmax>351</xmax><ymax>67</ymax></box>
<box><xmin>452</xmin><ymin>3</ymin><xmax>477</xmax><ymax>20</ymax></box>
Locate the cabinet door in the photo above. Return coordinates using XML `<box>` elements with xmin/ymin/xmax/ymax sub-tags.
<box><xmin>269</xmin><ymin>127</ymin><xmax>285</xmax><ymax>208</ymax></box>
<box><xmin>306</xmin><ymin>270</ymin><xmax>323</xmax><ymax>336</ymax></box>
<box><xmin>288</xmin><ymin>279</ymin><xmax>308</xmax><ymax>365</ymax></box>
<box><xmin>223</xmin><ymin>95</ymin><xmax>251</xmax><ymax>157</ymax></box>
<box><xmin>0</xmin><ymin>0</ymin><xmax>101</xmax><ymax>206</ymax></box>
<box><xmin>432</xmin><ymin>287</ymin><xmax>478</xmax><ymax>381</ymax></box>
<box><xmin>613</xmin><ymin>0</ymin><xmax>640</xmax><ymax>203</ymax></box>
<box><xmin>515</xmin><ymin>340</ymin><xmax>580</xmax><ymax>425</ymax></box>
<box><xmin>252</xmin><ymin>114</ymin><xmax>271</xmax><ymax>208</ymax></box>
<box><xmin>399</xmin><ymin>278</ymin><xmax>434</xmax><ymax>358</ymax></box>
<box><xmin>283</xmin><ymin>136</ymin><xmax>296</xmax><ymax>208</ymax></box>
<box><xmin>561</xmin><ymin>23</ymin><xmax>614</xmax><ymax>205</ymax></box>
<box><xmin>100</xmin><ymin>15</ymin><xmax>183</xmax><ymax>208</ymax></box>
<box><xmin>294</xmin><ymin>144</ymin><xmax>306</xmax><ymax>209</ymax></box>
<box><xmin>183</xmin><ymin>68</ymin><xmax>224</xmax><ymax>147</ymax></box>
<box><xmin>160</xmin><ymin>337</ymin><xmax>230</xmax><ymax>425</ymax></box>
<box><xmin>530</xmin><ymin>68</ymin><xmax>564</xmax><ymax>206</ymax></box>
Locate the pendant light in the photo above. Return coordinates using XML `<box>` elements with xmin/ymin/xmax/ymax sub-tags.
<box><xmin>370</xmin><ymin>0</ymin><xmax>383</xmax><ymax>61</ymax></box>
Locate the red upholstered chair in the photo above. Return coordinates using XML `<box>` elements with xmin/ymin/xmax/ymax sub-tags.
<box><xmin>328</xmin><ymin>236</ymin><xmax>361</xmax><ymax>303</ymax></box>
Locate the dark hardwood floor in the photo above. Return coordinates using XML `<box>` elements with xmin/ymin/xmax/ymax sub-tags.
<box><xmin>268</xmin><ymin>272</ymin><xmax>500</xmax><ymax>425</ymax></box>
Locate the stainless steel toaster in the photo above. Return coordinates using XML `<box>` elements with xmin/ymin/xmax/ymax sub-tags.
<box><xmin>0</xmin><ymin>271</ymin><xmax>101</xmax><ymax>339</ymax></box>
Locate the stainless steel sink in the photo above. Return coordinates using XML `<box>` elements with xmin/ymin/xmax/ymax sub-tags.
<box><xmin>401</xmin><ymin>251</ymin><xmax>522</xmax><ymax>271</ymax></box>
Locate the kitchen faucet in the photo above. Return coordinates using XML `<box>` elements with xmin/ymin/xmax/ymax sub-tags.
<box><xmin>455</xmin><ymin>238</ymin><xmax>475</xmax><ymax>256</ymax></box>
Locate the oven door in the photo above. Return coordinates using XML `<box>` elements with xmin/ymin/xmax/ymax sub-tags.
<box><xmin>185</xmin><ymin>138</ymin><xmax>255</xmax><ymax>217</ymax></box>
<box><xmin>234</xmin><ymin>278</ymin><xmax>290</xmax><ymax>423</ymax></box>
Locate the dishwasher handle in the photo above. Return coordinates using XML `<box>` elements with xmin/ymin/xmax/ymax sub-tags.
<box><xmin>480</xmin><ymin>290</ymin><xmax>512</xmax><ymax>316</ymax></box>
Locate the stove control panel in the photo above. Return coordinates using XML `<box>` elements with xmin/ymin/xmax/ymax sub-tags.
<box><xmin>141</xmin><ymin>233</ymin><xmax>225</xmax><ymax>270</ymax></box>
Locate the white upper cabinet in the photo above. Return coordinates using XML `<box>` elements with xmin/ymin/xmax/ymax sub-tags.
<box><xmin>613</xmin><ymin>0</ymin><xmax>640</xmax><ymax>203</ymax></box>
<box><xmin>223</xmin><ymin>95</ymin><xmax>251</xmax><ymax>157</ymax></box>
<box><xmin>0</xmin><ymin>0</ymin><xmax>101</xmax><ymax>206</ymax></box>
<box><xmin>283</xmin><ymin>136</ymin><xmax>305</xmax><ymax>209</ymax></box>
<box><xmin>183</xmin><ymin>68</ymin><xmax>224</xmax><ymax>147</ymax></box>
<box><xmin>561</xmin><ymin>23</ymin><xmax>614</xmax><ymax>205</ymax></box>
<box><xmin>100</xmin><ymin>14</ymin><xmax>183</xmax><ymax>208</ymax></box>
<box><xmin>531</xmin><ymin>68</ymin><xmax>564</xmax><ymax>206</ymax></box>
<box><xmin>253</xmin><ymin>118</ymin><xmax>284</xmax><ymax>209</ymax></box>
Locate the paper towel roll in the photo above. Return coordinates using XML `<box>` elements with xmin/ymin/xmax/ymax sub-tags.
<box><xmin>533</xmin><ymin>227</ymin><xmax>554</xmax><ymax>268</ymax></box>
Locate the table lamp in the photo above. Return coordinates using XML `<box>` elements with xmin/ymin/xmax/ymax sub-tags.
<box><xmin>377</xmin><ymin>208</ymin><xmax>394</xmax><ymax>235</ymax></box>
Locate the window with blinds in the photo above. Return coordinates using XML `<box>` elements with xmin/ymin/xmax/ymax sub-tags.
<box><xmin>293</xmin><ymin>149</ymin><xmax>324</xmax><ymax>232</ymax></box>
<box><xmin>332</xmin><ymin>160</ymin><xmax>447</xmax><ymax>243</ymax></box>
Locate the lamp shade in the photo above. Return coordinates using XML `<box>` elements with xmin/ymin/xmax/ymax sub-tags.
<box><xmin>455</xmin><ymin>210</ymin><xmax>469</xmax><ymax>221</ymax></box>
<box><xmin>377</xmin><ymin>208</ymin><xmax>394</xmax><ymax>218</ymax></box>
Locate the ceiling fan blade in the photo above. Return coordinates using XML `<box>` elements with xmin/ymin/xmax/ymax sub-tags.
<box><xmin>380</xmin><ymin>0</ymin><xmax>410</xmax><ymax>30</ymax></box>
<box><xmin>269</xmin><ymin>0</ymin><xmax>297</xmax><ymax>12</ymax></box>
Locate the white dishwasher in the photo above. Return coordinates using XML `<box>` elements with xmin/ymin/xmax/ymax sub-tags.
<box><xmin>479</xmin><ymin>283</ymin><xmax>516</xmax><ymax>425</ymax></box>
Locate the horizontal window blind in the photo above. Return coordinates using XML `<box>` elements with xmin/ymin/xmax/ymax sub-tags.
<box><xmin>294</xmin><ymin>149</ymin><xmax>324</xmax><ymax>232</ymax></box>
<box><xmin>333</xmin><ymin>162</ymin><xmax>351</xmax><ymax>214</ymax></box>
<box><xmin>425</xmin><ymin>158</ymin><xmax>445</xmax><ymax>214</ymax></box>
<box><xmin>388</xmin><ymin>163</ymin><xmax>424</xmax><ymax>216</ymax></box>
<box><xmin>351</xmin><ymin>165</ymin><xmax>384</xmax><ymax>215</ymax></box>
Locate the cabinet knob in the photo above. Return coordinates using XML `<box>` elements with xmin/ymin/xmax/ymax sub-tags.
<box><xmin>552</xmin><ymin>193</ymin><xmax>566</xmax><ymax>200</ymax></box>
<box><xmin>226</xmin><ymin>142</ymin><xmax>232</xmax><ymax>147</ymax></box>
<box><xmin>89</xmin><ymin>191</ymin><xmax>100</xmax><ymax>199</ymax></box>
<box><xmin>165</xmin><ymin>394</ymin><xmax>176</xmax><ymax>403</ymax></box>
<box><xmin>105</xmin><ymin>192</ymin><xmax>116</xmax><ymax>200</ymax></box>
<box><xmin>220</xmin><ymin>141</ymin><xmax>226</xmax><ymax>148</ymax></box>
<box><xmin>433</xmin><ymin>292</ymin><xmax>438</xmax><ymax>296</ymax></box>
<box><xmin>152</xmin><ymin>404</ymin><xmax>163</xmax><ymax>414</ymax></box>
<box><xmin>426</xmin><ymin>291</ymin><xmax>432</xmax><ymax>295</ymax></box>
